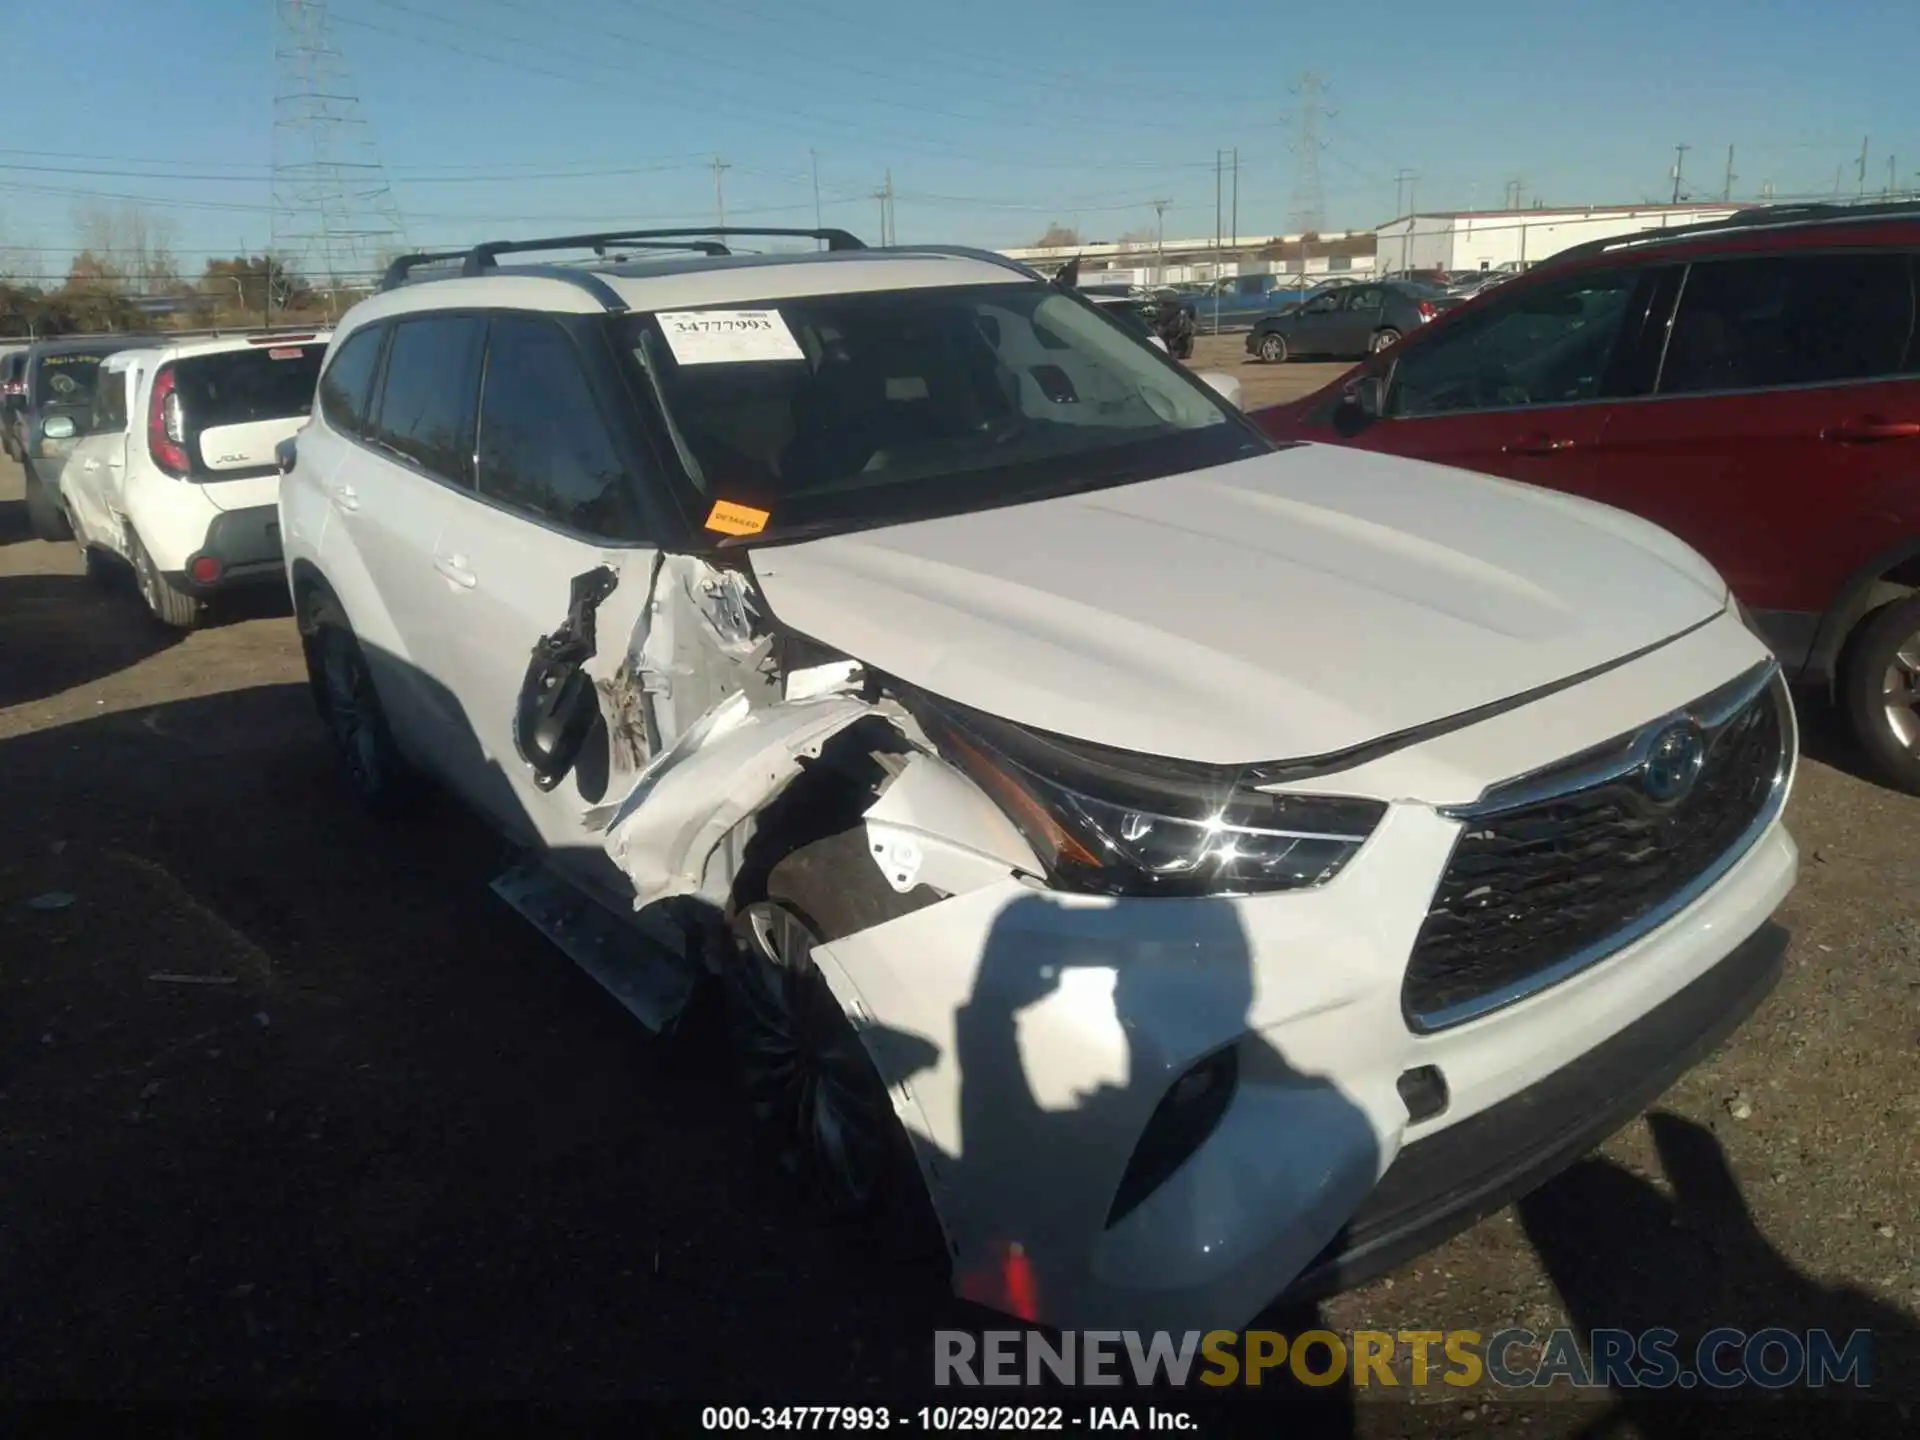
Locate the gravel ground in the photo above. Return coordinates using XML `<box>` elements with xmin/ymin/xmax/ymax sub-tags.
<box><xmin>2</xmin><ymin>442</ymin><xmax>1914</xmax><ymax>1434</ymax></box>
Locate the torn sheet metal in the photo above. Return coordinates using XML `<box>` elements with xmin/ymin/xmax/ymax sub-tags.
<box><xmin>859</xmin><ymin>751</ymin><xmax>1042</xmax><ymax>897</ymax></box>
<box><xmin>598</xmin><ymin>694</ymin><xmax>884</xmax><ymax>909</ymax></box>
<box><xmin>633</xmin><ymin>556</ymin><xmax>780</xmax><ymax>746</ymax></box>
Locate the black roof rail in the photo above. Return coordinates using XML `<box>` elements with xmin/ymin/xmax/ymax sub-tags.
<box><xmin>881</xmin><ymin>243</ymin><xmax>1044</xmax><ymax>281</ymax></box>
<box><xmin>461</xmin><ymin>226</ymin><xmax>864</xmax><ymax>276</ymax></box>
<box><xmin>497</xmin><ymin>264</ymin><xmax>632</xmax><ymax>313</ymax></box>
<box><xmin>1540</xmin><ymin>198</ymin><xmax>1920</xmax><ymax>270</ymax></box>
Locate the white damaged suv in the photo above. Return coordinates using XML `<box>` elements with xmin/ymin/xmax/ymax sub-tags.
<box><xmin>278</xmin><ymin>228</ymin><xmax>1798</xmax><ymax>1332</ymax></box>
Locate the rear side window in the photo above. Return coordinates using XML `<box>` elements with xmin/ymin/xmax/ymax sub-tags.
<box><xmin>319</xmin><ymin>326</ymin><xmax>384</xmax><ymax>435</ymax></box>
<box><xmin>1659</xmin><ymin>253</ymin><xmax>1918</xmax><ymax>395</ymax></box>
<box><xmin>89</xmin><ymin>368</ymin><xmax>130</xmax><ymax>433</ymax></box>
<box><xmin>475</xmin><ymin>315</ymin><xmax>642</xmax><ymax>539</ymax></box>
<box><xmin>173</xmin><ymin>345</ymin><xmax>325</xmax><ymax>434</ymax></box>
<box><xmin>33</xmin><ymin>352</ymin><xmax>107</xmax><ymax>406</ymax></box>
<box><xmin>368</xmin><ymin>315</ymin><xmax>485</xmax><ymax>485</ymax></box>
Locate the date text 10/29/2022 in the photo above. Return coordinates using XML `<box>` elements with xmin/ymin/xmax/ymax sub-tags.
<box><xmin>701</xmin><ymin>1407</ymin><xmax>1195</xmax><ymax>1432</ymax></box>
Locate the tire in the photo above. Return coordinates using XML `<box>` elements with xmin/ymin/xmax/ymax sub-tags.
<box><xmin>299</xmin><ymin>586</ymin><xmax>416</xmax><ymax>815</ymax></box>
<box><xmin>1257</xmin><ymin>332</ymin><xmax>1289</xmax><ymax>363</ymax></box>
<box><xmin>727</xmin><ymin>827</ymin><xmax>936</xmax><ymax>1233</ymax></box>
<box><xmin>128</xmin><ymin>531</ymin><xmax>203</xmax><ymax>629</ymax></box>
<box><xmin>1842</xmin><ymin>593</ymin><xmax>1920</xmax><ymax>795</ymax></box>
<box><xmin>1369</xmin><ymin>328</ymin><xmax>1402</xmax><ymax>354</ymax></box>
<box><xmin>22</xmin><ymin>463</ymin><xmax>73</xmax><ymax>543</ymax></box>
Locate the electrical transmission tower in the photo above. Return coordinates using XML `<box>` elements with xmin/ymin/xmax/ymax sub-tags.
<box><xmin>272</xmin><ymin>0</ymin><xmax>408</xmax><ymax>314</ymax></box>
<box><xmin>1285</xmin><ymin>73</ymin><xmax>1330</xmax><ymax>239</ymax></box>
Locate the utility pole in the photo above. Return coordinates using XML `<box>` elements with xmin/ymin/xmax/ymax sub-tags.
<box><xmin>711</xmin><ymin>155</ymin><xmax>730</xmax><ymax>229</ymax></box>
<box><xmin>1151</xmin><ymin>198</ymin><xmax>1170</xmax><ymax>283</ymax></box>
<box><xmin>1230</xmin><ymin>146</ymin><xmax>1239</xmax><ymax>248</ymax></box>
<box><xmin>809</xmin><ymin>148</ymin><xmax>822</xmax><ymax>245</ymax></box>
<box><xmin>1214</xmin><ymin>150</ymin><xmax>1223</xmax><ymax>268</ymax></box>
<box><xmin>1670</xmin><ymin>143</ymin><xmax>1690</xmax><ymax>204</ymax></box>
<box><xmin>1888</xmin><ymin>154</ymin><xmax>1897</xmax><ymax>197</ymax></box>
<box><xmin>872</xmin><ymin>170</ymin><xmax>894</xmax><ymax>246</ymax></box>
<box><xmin>1393</xmin><ymin>168</ymin><xmax>1418</xmax><ymax>218</ymax></box>
<box><xmin>1722</xmin><ymin>144</ymin><xmax>1736</xmax><ymax>202</ymax></box>
<box><xmin>1857</xmin><ymin>136</ymin><xmax>1869</xmax><ymax>196</ymax></box>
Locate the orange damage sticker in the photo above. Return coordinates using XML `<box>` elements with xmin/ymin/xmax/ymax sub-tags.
<box><xmin>705</xmin><ymin>499</ymin><xmax>771</xmax><ymax>536</ymax></box>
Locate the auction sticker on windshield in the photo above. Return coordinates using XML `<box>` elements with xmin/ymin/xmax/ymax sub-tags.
<box><xmin>657</xmin><ymin>309</ymin><xmax>805</xmax><ymax>366</ymax></box>
<box><xmin>705</xmin><ymin>499</ymin><xmax>771</xmax><ymax>536</ymax></box>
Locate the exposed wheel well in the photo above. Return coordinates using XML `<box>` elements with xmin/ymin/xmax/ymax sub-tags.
<box><xmin>1804</xmin><ymin>540</ymin><xmax>1920</xmax><ymax>689</ymax></box>
<box><xmin>726</xmin><ymin>717</ymin><xmax>920</xmax><ymax>918</ymax></box>
<box><xmin>289</xmin><ymin>560</ymin><xmax>335</xmax><ymax>631</ymax></box>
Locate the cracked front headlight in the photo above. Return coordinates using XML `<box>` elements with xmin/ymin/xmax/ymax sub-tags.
<box><xmin>919</xmin><ymin>700</ymin><xmax>1386</xmax><ymax>897</ymax></box>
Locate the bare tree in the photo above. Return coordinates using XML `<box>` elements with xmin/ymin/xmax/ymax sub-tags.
<box><xmin>1033</xmin><ymin>223</ymin><xmax>1082</xmax><ymax>248</ymax></box>
<box><xmin>70</xmin><ymin>202</ymin><xmax>182</xmax><ymax>296</ymax></box>
<box><xmin>1117</xmin><ymin>227</ymin><xmax>1157</xmax><ymax>249</ymax></box>
<box><xmin>0</xmin><ymin>214</ymin><xmax>44</xmax><ymax>285</ymax></box>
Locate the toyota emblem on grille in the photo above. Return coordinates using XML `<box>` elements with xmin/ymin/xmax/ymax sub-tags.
<box><xmin>1642</xmin><ymin>723</ymin><xmax>1706</xmax><ymax>803</ymax></box>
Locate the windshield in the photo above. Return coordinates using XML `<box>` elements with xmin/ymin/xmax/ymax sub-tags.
<box><xmin>623</xmin><ymin>282</ymin><xmax>1263</xmax><ymax>542</ymax></box>
<box><xmin>33</xmin><ymin>352</ymin><xmax>107</xmax><ymax>407</ymax></box>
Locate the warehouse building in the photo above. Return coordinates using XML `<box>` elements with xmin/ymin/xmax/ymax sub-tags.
<box><xmin>1374</xmin><ymin>203</ymin><xmax>1750</xmax><ymax>275</ymax></box>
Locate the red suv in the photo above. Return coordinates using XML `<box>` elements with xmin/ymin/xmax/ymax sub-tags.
<box><xmin>1254</xmin><ymin>202</ymin><xmax>1920</xmax><ymax>793</ymax></box>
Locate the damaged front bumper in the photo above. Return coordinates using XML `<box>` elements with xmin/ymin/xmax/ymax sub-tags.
<box><xmin>804</xmin><ymin>813</ymin><xmax>1795</xmax><ymax>1334</ymax></box>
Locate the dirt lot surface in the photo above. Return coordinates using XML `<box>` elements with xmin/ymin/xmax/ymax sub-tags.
<box><xmin>1187</xmin><ymin>334</ymin><xmax>1351</xmax><ymax>411</ymax></box>
<box><xmin>2</xmin><ymin>442</ymin><xmax>1916</xmax><ymax>1432</ymax></box>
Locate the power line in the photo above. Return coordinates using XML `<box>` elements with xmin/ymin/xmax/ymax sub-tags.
<box><xmin>354</xmin><ymin>0</ymin><xmax>1223</xmax><ymax>148</ymax></box>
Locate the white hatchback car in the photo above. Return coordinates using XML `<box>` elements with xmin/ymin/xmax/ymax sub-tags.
<box><xmin>58</xmin><ymin>330</ymin><xmax>330</xmax><ymax>626</ymax></box>
<box><xmin>279</xmin><ymin>228</ymin><xmax>1798</xmax><ymax>1333</ymax></box>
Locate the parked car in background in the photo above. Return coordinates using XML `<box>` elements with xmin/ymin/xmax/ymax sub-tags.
<box><xmin>1251</xmin><ymin>200</ymin><xmax>1920</xmax><ymax>792</ymax></box>
<box><xmin>57</xmin><ymin>330</ymin><xmax>330</xmax><ymax>626</ymax></box>
<box><xmin>1188</xmin><ymin>272</ymin><xmax>1307</xmax><ymax>330</ymax></box>
<box><xmin>1085</xmin><ymin>291</ymin><xmax>1170</xmax><ymax>352</ymax></box>
<box><xmin>1148</xmin><ymin>289</ymin><xmax>1197</xmax><ymax>358</ymax></box>
<box><xmin>1246</xmin><ymin>280</ymin><xmax>1461</xmax><ymax>362</ymax></box>
<box><xmin>282</xmin><ymin>226</ymin><xmax>1794</xmax><ymax>1333</ymax></box>
<box><xmin>1</xmin><ymin>349</ymin><xmax>29</xmax><ymax>460</ymax></box>
<box><xmin>1446</xmin><ymin>270</ymin><xmax>1511</xmax><ymax>299</ymax></box>
<box><xmin>16</xmin><ymin>335</ymin><xmax>149</xmax><ymax>540</ymax></box>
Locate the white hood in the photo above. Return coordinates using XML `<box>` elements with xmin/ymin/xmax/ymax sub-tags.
<box><xmin>749</xmin><ymin>445</ymin><xmax>1728</xmax><ymax>765</ymax></box>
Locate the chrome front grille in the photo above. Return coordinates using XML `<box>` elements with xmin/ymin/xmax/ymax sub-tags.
<box><xmin>1403</xmin><ymin>662</ymin><xmax>1792</xmax><ymax>1031</ymax></box>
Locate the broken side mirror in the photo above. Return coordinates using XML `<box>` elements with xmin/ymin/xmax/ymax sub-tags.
<box><xmin>1195</xmin><ymin>372</ymin><xmax>1244</xmax><ymax>410</ymax></box>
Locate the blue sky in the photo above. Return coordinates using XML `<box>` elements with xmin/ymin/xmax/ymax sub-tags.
<box><xmin>3</xmin><ymin>0</ymin><xmax>1917</xmax><ymax>283</ymax></box>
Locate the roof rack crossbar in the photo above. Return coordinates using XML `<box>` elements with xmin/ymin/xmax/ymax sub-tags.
<box><xmin>379</xmin><ymin>249</ymin><xmax>472</xmax><ymax>292</ymax></box>
<box><xmin>461</xmin><ymin>226</ymin><xmax>864</xmax><ymax>276</ymax></box>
